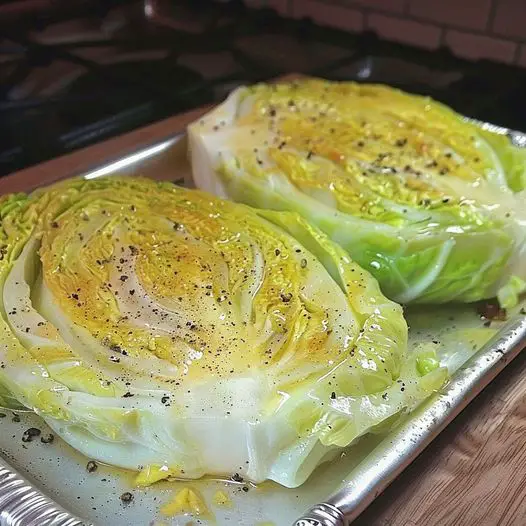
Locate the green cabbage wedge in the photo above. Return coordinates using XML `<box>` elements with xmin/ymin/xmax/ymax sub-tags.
<box><xmin>189</xmin><ymin>78</ymin><xmax>526</xmax><ymax>305</ymax></box>
<box><xmin>0</xmin><ymin>176</ymin><xmax>446</xmax><ymax>488</ymax></box>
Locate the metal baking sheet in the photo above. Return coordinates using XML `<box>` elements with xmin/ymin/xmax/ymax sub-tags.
<box><xmin>0</xmin><ymin>128</ymin><xmax>525</xmax><ymax>526</ymax></box>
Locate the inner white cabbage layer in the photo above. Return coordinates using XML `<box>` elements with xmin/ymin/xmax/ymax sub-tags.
<box><xmin>188</xmin><ymin>79</ymin><xmax>526</xmax><ymax>305</ymax></box>
<box><xmin>0</xmin><ymin>177</ymin><xmax>446</xmax><ymax>488</ymax></box>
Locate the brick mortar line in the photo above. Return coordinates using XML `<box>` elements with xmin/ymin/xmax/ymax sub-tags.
<box><xmin>292</xmin><ymin>0</ymin><xmax>526</xmax><ymax>44</ymax></box>
<box><xmin>486</xmin><ymin>0</ymin><xmax>498</xmax><ymax>32</ymax></box>
<box><xmin>281</xmin><ymin>0</ymin><xmax>525</xmax><ymax>64</ymax></box>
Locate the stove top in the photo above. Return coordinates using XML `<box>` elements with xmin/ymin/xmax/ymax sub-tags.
<box><xmin>2</xmin><ymin>0</ymin><xmax>526</xmax><ymax>178</ymax></box>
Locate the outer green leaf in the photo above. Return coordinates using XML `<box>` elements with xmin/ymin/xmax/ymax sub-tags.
<box><xmin>0</xmin><ymin>176</ymin><xmax>444</xmax><ymax>488</ymax></box>
<box><xmin>189</xmin><ymin>78</ymin><xmax>526</xmax><ymax>305</ymax></box>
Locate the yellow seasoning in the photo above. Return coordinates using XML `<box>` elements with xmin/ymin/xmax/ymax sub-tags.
<box><xmin>134</xmin><ymin>464</ymin><xmax>177</xmax><ymax>487</ymax></box>
<box><xmin>161</xmin><ymin>487</ymin><xmax>211</xmax><ymax>518</ymax></box>
<box><xmin>212</xmin><ymin>490</ymin><xmax>232</xmax><ymax>508</ymax></box>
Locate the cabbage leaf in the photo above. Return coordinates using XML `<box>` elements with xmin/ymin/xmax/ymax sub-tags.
<box><xmin>0</xmin><ymin>176</ymin><xmax>445</xmax><ymax>488</ymax></box>
<box><xmin>189</xmin><ymin>79</ymin><xmax>526</xmax><ymax>305</ymax></box>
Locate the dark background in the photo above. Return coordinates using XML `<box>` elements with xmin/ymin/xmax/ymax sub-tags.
<box><xmin>1</xmin><ymin>0</ymin><xmax>526</xmax><ymax>178</ymax></box>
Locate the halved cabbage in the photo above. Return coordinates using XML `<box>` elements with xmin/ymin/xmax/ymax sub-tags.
<box><xmin>0</xmin><ymin>176</ymin><xmax>445</xmax><ymax>487</ymax></box>
<box><xmin>189</xmin><ymin>78</ymin><xmax>526</xmax><ymax>305</ymax></box>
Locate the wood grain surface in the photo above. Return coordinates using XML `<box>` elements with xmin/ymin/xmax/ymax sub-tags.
<box><xmin>355</xmin><ymin>352</ymin><xmax>526</xmax><ymax>526</ymax></box>
<box><xmin>3</xmin><ymin>80</ymin><xmax>526</xmax><ymax>526</ymax></box>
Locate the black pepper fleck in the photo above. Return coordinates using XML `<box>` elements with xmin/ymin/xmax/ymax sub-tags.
<box><xmin>41</xmin><ymin>433</ymin><xmax>54</xmax><ymax>444</ymax></box>
<box><xmin>120</xmin><ymin>492</ymin><xmax>133</xmax><ymax>503</ymax></box>
<box><xmin>22</xmin><ymin>428</ymin><xmax>41</xmax><ymax>442</ymax></box>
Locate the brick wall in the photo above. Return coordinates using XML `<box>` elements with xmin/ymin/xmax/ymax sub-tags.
<box><xmin>252</xmin><ymin>0</ymin><xmax>526</xmax><ymax>66</ymax></box>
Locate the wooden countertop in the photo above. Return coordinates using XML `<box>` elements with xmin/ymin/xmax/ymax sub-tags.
<box><xmin>4</xmin><ymin>96</ymin><xmax>526</xmax><ymax>526</ymax></box>
<box><xmin>355</xmin><ymin>351</ymin><xmax>526</xmax><ymax>526</ymax></box>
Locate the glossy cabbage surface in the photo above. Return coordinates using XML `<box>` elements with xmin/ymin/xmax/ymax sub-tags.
<box><xmin>0</xmin><ymin>176</ymin><xmax>446</xmax><ymax>487</ymax></box>
<box><xmin>189</xmin><ymin>78</ymin><xmax>526</xmax><ymax>305</ymax></box>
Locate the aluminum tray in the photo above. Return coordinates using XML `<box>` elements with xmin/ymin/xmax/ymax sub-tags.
<box><xmin>0</xmin><ymin>127</ymin><xmax>525</xmax><ymax>526</ymax></box>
